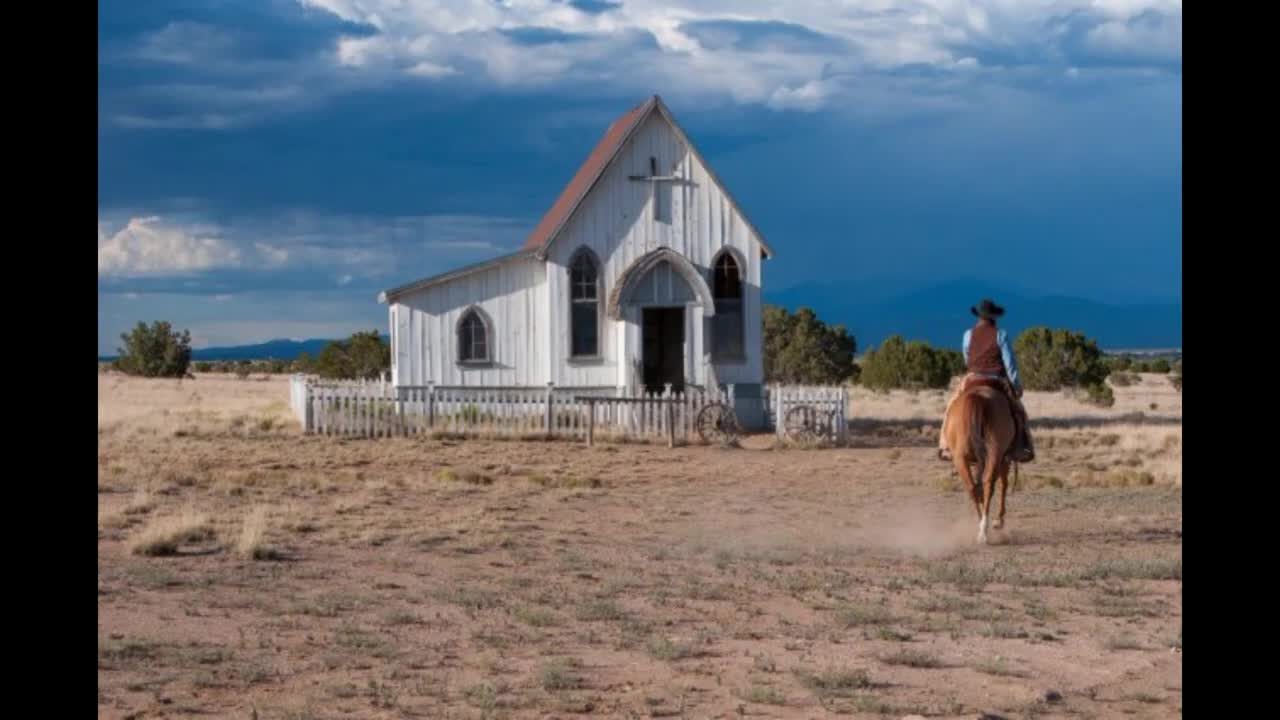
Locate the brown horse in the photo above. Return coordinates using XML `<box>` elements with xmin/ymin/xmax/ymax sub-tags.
<box><xmin>942</xmin><ymin>385</ymin><xmax>1017</xmax><ymax>544</ymax></box>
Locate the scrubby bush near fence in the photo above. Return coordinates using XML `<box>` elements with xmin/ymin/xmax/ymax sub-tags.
<box><xmin>763</xmin><ymin>306</ymin><xmax>858</xmax><ymax>385</ymax></box>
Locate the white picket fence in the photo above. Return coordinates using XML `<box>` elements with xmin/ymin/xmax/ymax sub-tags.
<box><xmin>768</xmin><ymin>384</ymin><xmax>849</xmax><ymax>443</ymax></box>
<box><xmin>287</xmin><ymin>375</ymin><xmax>734</xmax><ymax>443</ymax></box>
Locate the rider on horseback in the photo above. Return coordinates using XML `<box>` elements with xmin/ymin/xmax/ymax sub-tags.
<box><xmin>938</xmin><ymin>299</ymin><xmax>1035</xmax><ymax>463</ymax></box>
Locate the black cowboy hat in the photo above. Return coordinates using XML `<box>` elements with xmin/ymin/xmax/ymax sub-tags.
<box><xmin>971</xmin><ymin>298</ymin><xmax>1005</xmax><ymax>319</ymax></box>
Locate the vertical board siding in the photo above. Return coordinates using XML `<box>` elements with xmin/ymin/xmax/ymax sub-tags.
<box><xmin>547</xmin><ymin>111</ymin><xmax>766</xmax><ymax>390</ymax></box>
<box><xmin>392</xmin><ymin>256</ymin><xmax>548</xmax><ymax>387</ymax></box>
<box><xmin>387</xmin><ymin>109</ymin><xmax>767</xmax><ymax>395</ymax></box>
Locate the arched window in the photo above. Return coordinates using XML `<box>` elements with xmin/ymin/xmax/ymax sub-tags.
<box><xmin>711</xmin><ymin>252</ymin><xmax>744</xmax><ymax>361</ymax></box>
<box><xmin>570</xmin><ymin>249</ymin><xmax>600</xmax><ymax>357</ymax></box>
<box><xmin>458</xmin><ymin>308</ymin><xmax>490</xmax><ymax>364</ymax></box>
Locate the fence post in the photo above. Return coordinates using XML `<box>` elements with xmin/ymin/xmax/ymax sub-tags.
<box><xmin>586</xmin><ymin>399</ymin><xmax>595</xmax><ymax>447</ymax></box>
<box><xmin>545</xmin><ymin>382</ymin><xmax>555</xmax><ymax>436</ymax></box>
<box><xmin>304</xmin><ymin>379</ymin><xmax>314</xmax><ymax>433</ymax></box>
<box><xmin>667</xmin><ymin>399</ymin><xmax>676</xmax><ymax>448</ymax></box>
<box><xmin>394</xmin><ymin>385</ymin><xmax>405</xmax><ymax>438</ymax></box>
<box><xmin>727</xmin><ymin>383</ymin><xmax>735</xmax><ymax>408</ymax></box>
<box><xmin>427</xmin><ymin>382</ymin><xmax>436</xmax><ymax>429</ymax></box>
<box><xmin>840</xmin><ymin>386</ymin><xmax>849</xmax><ymax>443</ymax></box>
<box><xmin>665</xmin><ymin>381</ymin><xmax>675</xmax><ymax>438</ymax></box>
<box><xmin>775</xmin><ymin>385</ymin><xmax>782</xmax><ymax>439</ymax></box>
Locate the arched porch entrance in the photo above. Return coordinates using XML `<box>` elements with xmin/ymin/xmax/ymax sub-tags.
<box><xmin>608</xmin><ymin>248</ymin><xmax>716</xmax><ymax>393</ymax></box>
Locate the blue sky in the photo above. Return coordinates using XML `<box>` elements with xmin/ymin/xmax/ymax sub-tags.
<box><xmin>98</xmin><ymin>0</ymin><xmax>1181</xmax><ymax>354</ymax></box>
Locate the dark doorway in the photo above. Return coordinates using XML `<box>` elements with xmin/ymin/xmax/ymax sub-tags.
<box><xmin>642</xmin><ymin>308</ymin><xmax>685</xmax><ymax>393</ymax></box>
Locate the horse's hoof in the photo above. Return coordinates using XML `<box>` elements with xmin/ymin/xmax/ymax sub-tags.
<box><xmin>993</xmin><ymin>520</ymin><xmax>1004</xmax><ymax>530</ymax></box>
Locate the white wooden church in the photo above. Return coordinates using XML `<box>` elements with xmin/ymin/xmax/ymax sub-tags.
<box><xmin>377</xmin><ymin>95</ymin><xmax>773</xmax><ymax>427</ymax></box>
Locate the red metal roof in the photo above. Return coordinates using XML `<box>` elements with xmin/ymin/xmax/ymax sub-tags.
<box><xmin>522</xmin><ymin>96</ymin><xmax>657</xmax><ymax>252</ymax></box>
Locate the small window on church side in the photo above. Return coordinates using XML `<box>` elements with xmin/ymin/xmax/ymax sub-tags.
<box><xmin>570</xmin><ymin>250</ymin><xmax>599</xmax><ymax>357</ymax></box>
<box><xmin>458</xmin><ymin>309</ymin><xmax>489</xmax><ymax>363</ymax></box>
<box><xmin>711</xmin><ymin>252</ymin><xmax>744</xmax><ymax>361</ymax></box>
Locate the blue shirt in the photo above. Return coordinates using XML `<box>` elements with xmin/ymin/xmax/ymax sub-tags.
<box><xmin>963</xmin><ymin>327</ymin><xmax>1021</xmax><ymax>392</ymax></box>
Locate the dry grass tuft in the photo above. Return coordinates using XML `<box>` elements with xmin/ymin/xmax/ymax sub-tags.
<box><xmin>529</xmin><ymin>474</ymin><xmax>604</xmax><ymax>489</ymax></box>
<box><xmin>128</xmin><ymin>506</ymin><xmax>212</xmax><ymax>556</ymax></box>
<box><xmin>1101</xmin><ymin>468</ymin><xmax>1156</xmax><ymax>487</ymax></box>
<box><xmin>235</xmin><ymin>505</ymin><xmax>281</xmax><ymax>560</ymax></box>
<box><xmin>795</xmin><ymin>666</ymin><xmax>873</xmax><ymax>696</ymax></box>
<box><xmin>432</xmin><ymin>466</ymin><xmax>493</xmax><ymax>485</ymax></box>
<box><xmin>124</xmin><ymin>487</ymin><xmax>156</xmax><ymax>515</ymax></box>
<box><xmin>880</xmin><ymin>649</ymin><xmax>944</xmax><ymax>668</ymax></box>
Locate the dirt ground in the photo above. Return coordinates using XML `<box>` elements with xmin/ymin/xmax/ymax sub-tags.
<box><xmin>98</xmin><ymin>373</ymin><xmax>1182</xmax><ymax>719</ymax></box>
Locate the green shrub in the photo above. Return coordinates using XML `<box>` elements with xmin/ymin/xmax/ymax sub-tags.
<box><xmin>763</xmin><ymin>306</ymin><xmax>857</xmax><ymax>385</ymax></box>
<box><xmin>1106</xmin><ymin>356</ymin><xmax>1132</xmax><ymax>372</ymax></box>
<box><xmin>1013</xmin><ymin>327</ymin><xmax>1108</xmax><ymax>391</ymax></box>
<box><xmin>1108</xmin><ymin>372</ymin><xmax>1139</xmax><ymax>387</ymax></box>
<box><xmin>314</xmin><ymin>331</ymin><xmax>390</xmax><ymax>380</ymax></box>
<box><xmin>860</xmin><ymin>336</ymin><xmax>960</xmax><ymax>391</ymax></box>
<box><xmin>1084</xmin><ymin>382</ymin><xmax>1115</xmax><ymax>408</ymax></box>
<box><xmin>1148</xmin><ymin>358</ymin><xmax>1171</xmax><ymax>374</ymax></box>
<box><xmin>113</xmin><ymin>321</ymin><xmax>192</xmax><ymax>378</ymax></box>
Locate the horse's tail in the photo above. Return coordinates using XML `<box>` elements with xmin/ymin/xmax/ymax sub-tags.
<box><xmin>963</xmin><ymin>392</ymin><xmax>988</xmax><ymax>488</ymax></box>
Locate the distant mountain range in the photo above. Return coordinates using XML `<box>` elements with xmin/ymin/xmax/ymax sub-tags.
<box><xmin>764</xmin><ymin>279</ymin><xmax>1181</xmax><ymax>351</ymax></box>
<box><xmin>98</xmin><ymin>280</ymin><xmax>1180</xmax><ymax>361</ymax></box>
<box><xmin>98</xmin><ymin>336</ymin><xmax>390</xmax><ymax>362</ymax></box>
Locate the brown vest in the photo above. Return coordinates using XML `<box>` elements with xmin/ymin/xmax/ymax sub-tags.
<box><xmin>967</xmin><ymin>321</ymin><xmax>1006</xmax><ymax>377</ymax></box>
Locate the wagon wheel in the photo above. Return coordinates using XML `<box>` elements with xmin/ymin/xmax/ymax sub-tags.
<box><xmin>696</xmin><ymin>402</ymin><xmax>740</xmax><ymax>445</ymax></box>
<box><xmin>784</xmin><ymin>405</ymin><xmax>833</xmax><ymax>444</ymax></box>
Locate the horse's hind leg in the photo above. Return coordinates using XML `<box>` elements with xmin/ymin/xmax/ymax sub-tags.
<box><xmin>953</xmin><ymin>456</ymin><xmax>982</xmax><ymax>521</ymax></box>
<box><xmin>994</xmin><ymin>460</ymin><xmax>1010</xmax><ymax>530</ymax></box>
<box><xmin>979</xmin><ymin>443</ymin><xmax>1000</xmax><ymax>544</ymax></box>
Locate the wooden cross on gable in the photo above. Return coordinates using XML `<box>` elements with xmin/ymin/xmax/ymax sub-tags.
<box><xmin>629</xmin><ymin>156</ymin><xmax>679</xmax><ymax>222</ymax></box>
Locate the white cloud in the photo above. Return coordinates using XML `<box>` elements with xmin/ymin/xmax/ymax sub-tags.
<box><xmin>97</xmin><ymin>217</ymin><xmax>324</xmax><ymax>276</ymax></box>
<box><xmin>98</xmin><ymin>216</ymin><xmax>242</xmax><ymax>275</ymax></box>
<box><xmin>293</xmin><ymin>0</ymin><xmax>1181</xmax><ymax>111</ymax></box>
<box><xmin>105</xmin><ymin>0</ymin><xmax>1182</xmax><ymax>134</ymax></box>
<box><xmin>407</xmin><ymin>60</ymin><xmax>458</xmax><ymax>78</ymax></box>
<box><xmin>136</xmin><ymin>22</ymin><xmax>239</xmax><ymax>65</ymax></box>
<box><xmin>768</xmin><ymin>80</ymin><xmax>833</xmax><ymax>112</ymax></box>
<box><xmin>1084</xmin><ymin>13</ymin><xmax>1182</xmax><ymax>65</ymax></box>
<box><xmin>96</xmin><ymin>210</ymin><xmax>532</xmax><ymax>290</ymax></box>
<box><xmin>109</xmin><ymin>84</ymin><xmax>310</xmax><ymax>130</ymax></box>
<box><xmin>112</xmin><ymin>113</ymin><xmax>243</xmax><ymax>130</ymax></box>
<box><xmin>255</xmin><ymin>243</ymin><xmax>290</xmax><ymax>266</ymax></box>
<box><xmin>424</xmin><ymin>240</ymin><xmax>500</xmax><ymax>249</ymax></box>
